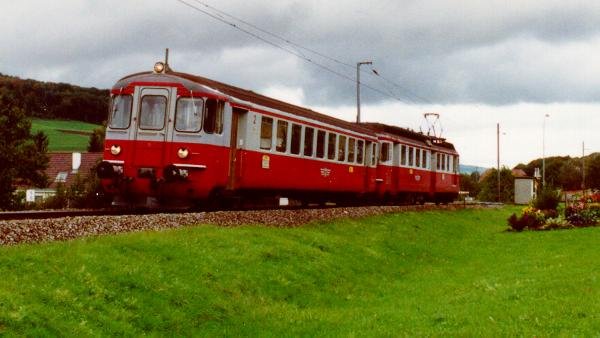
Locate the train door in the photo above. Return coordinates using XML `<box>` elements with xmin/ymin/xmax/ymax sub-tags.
<box><xmin>132</xmin><ymin>87</ymin><xmax>172</xmax><ymax>174</ymax></box>
<box><xmin>376</xmin><ymin>141</ymin><xmax>393</xmax><ymax>197</ymax></box>
<box><xmin>364</xmin><ymin>141</ymin><xmax>378</xmax><ymax>193</ymax></box>
<box><xmin>430</xmin><ymin>151</ymin><xmax>438</xmax><ymax>198</ymax></box>
<box><xmin>227</xmin><ymin>107</ymin><xmax>247</xmax><ymax>190</ymax></box>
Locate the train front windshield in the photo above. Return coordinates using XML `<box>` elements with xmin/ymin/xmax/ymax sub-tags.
<box><xmin>108</xmin><ymin>95</ymin><xmax>132</xmax><ymax>129</ymax></box>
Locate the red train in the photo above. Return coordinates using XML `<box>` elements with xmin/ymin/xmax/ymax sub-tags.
<box><xmin>97</xmin><ymin>61</ymin><xmax>459</xmax><ymax>207</ymax></box>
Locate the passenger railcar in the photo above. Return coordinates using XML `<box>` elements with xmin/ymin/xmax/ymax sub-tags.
<box><xmin>97</xmin><ymin>62</ymin><xmax>459</xmax><ymax>207</ymax></box>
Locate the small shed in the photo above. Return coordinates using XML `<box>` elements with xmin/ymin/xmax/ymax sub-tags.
<box><xmin>514</xmin><ymin>177</ymin><xmax>537</xmax><ymax>204</ymax></box>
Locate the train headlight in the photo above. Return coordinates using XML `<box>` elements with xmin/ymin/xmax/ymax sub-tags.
<box><xmin>110</xmin><ymin>145</ymin><xmax>121</xmax><ymax>156</ymax></box>
<box><xmin>154</xmin><ymin>61</ymin><xmax>165</xmax><ymax>73</ymax></box>
<box><xmin>177</xmin><ymin>148</ymin><xmax>189</xmax><ymax>159</ymax></box>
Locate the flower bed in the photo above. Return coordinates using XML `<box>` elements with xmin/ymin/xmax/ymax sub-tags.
<box><xmin>508</xmin><ymin>197</ymin><xmax>599</xmax><ymax>232</ymax></box>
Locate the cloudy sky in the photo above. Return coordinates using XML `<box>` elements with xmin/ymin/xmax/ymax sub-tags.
<box><xmin>2</xmin><ymin>0</ymin><xmax>599</xmax><ymax>168</ymax></box>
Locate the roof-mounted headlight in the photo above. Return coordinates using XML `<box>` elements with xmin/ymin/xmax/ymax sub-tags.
<box><xmin>154</xmin><ymin>61</ymin><xmax>165</xmax><ymax>73</ymax></box>
<box><xmin>110</xmin><ymin>145</ymin><xmax>122</xmax><ymax>156</ymax></box>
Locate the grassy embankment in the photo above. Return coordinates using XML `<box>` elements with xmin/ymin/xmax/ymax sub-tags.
<box><xmin>1</xmin><ymin>206</ymin><xmax>600</xmax><ymax>335</ymax></box>
<box><xmin>31</xmin><ymin>119</ymin><xmax>100</xmax><ymax>152</ymax></box>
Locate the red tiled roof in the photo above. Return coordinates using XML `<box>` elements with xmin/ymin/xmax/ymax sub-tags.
<box><xmin>511</xmin><ymin>169</ymin><xmax>528</xmax><ymax>178</ymax></box>
<box><xmin>46</xmin><ymin>152</ymin><xmax>103</xmax><ymax>189</ymax></box>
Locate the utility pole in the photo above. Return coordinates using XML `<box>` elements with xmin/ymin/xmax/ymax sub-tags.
<box><xmin>542</xmin><ymin>113</ymin><xmax>549</xmax><ymax>188</ymax></box>
<box><xmin>497</xmin><ymin>123</ymin><xmax>500</xmax><ymax>203</ymax></box>
<box><xmin>582</xmin><ymin>141</ymin><xmax>586</xmax><ymax>197</ymax></box>
<box><xmin>356</xmin><ymin>61</ymin><xmax>372</xmax><ymax>123</ymax></box>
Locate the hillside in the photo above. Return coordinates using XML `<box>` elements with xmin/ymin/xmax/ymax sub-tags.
<box><xmin>1</xmin><ymin>207</ymin><xmax>600</xmax><ymax>335</ymax></box>
<box><xmin>0</xmin><ymin>73</ymin><xmax>108</xmax><ymax>124</ymax></box>
<box><xmin>31</xmin><ymin>119</ymin><xmax>101</xmax><ymax>152</ymax></box>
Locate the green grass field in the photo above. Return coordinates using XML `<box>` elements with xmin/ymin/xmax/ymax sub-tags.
<box><xmin>1</xmin><ymin>206</ymin><xmax>600</xmax><ymax>335</ymax></box>
<box><xmin>31</xmin><ymin>119</ymin><xmax>100</xmax><ymax>152</ymax></box>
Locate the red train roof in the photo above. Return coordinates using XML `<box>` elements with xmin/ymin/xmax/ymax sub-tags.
<box><xmin>117</xmin><ymin>70</ymin><xmax>376</xmax><ymax>137</ymax></box>
<box><xmin>359</xmin><ymin>122</ymin><xmax>457</xmax><ymax>153</ymax></box>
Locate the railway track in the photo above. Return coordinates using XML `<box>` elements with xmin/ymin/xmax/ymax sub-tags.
<box><xmin>0</xmin><ymin>202</ymin><xmax>499</xmax><ymax>222</ymax></box>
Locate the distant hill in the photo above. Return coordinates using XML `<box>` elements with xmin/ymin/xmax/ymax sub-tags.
<box><xmin>459</xmin><ymin>164</ymin><xmax>488</xmax><ymax>174</ymax></box>
<box><xmin>0</xmin><ymin>73</ymin><xmax>108</xmax><ymax>124</ymax></box>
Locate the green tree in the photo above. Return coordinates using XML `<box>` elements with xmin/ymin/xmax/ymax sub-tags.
<box><xmin>586</xmin><ymin>153</ymin><xmax>600</xmax><ymax>190</ymax></box>
<box><xmin>477</xmin><ymin>167</ymin><xmax>514</xmax><ymax>203</ymax></box>
<box><xmin>88</xmin><ymin>124</ymin><xmax>106</xmax><ymax>152</ymax></box>
<box><xmin>0</xmin><ymin>97</ymin><xmax>49</xmax><ymax>209</ymax></box>
<box><xmin>460</xmin><ymin>171</ymin><xmax>481</xmax><ymax>197</ymax></box>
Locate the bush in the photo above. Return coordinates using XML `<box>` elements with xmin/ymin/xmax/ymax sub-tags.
<box><xmin>533</xmin><ymin>186</ymin><xmax>561</xmax><ymax>211</ymax></box>
<box><xmin>543</xmin><ymin>216</ymin><xmax>572</xmax><ymax>230</ymax></box>
<box><xmin>507</xmin><ymin>209</ymin><xmax>545</xmax><ymax>231</ymax></box>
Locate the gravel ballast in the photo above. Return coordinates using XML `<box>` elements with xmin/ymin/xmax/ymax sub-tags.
<box><xmin>0</xmin><ymin>204</ymin><xmax>481</xmax><ymax>245</ymax></box>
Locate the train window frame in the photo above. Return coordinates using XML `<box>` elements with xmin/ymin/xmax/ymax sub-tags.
<box><xmin>415</xmin><ymin>148</ymin><xmax>421</xmax><ymax>168</ymax></box>
<box><xmin>260</xmin><ymin>116</ymin><xmax>273</xmax><ymax>150</ymax></box>
<box><xmin>400</xmin><ymin>144</ymin><xmax>407</xmax><ymax>166</ymax></box>
<box><xmin>369</xmin><ymin>142</ymin><xmax>378</xmax><ymax>167</ymax></box>
<box><xmin>139</xmin><ymin>95</ymin><xmax>167</xmax><ymax>131</ymax></box>
<box><xmin>276</xmin><ymin>120</ymin><xmax>288</xmax><ymax>153</ymax></box>
<box><xmin>327</xmin><ymin>133</ymin><xmax>337</xmax><ymax>160</ymax></box>
<box><xmin>203</xmin><ymin>98</ymin><xmax>224</xmax><ymax>134</ymax></box>
<box><xmin>348</xmin><ymin>138</ymin><xmax>356</xmax><ymax>163</ymax></box>
<box><xmin>338</xmin><ymin>135</ymin><xmax>347</xmax><ymax>162</ymax></box>
<box><xmin>380</xmin><ymin>142</ymin><xmax>391</xmax><ymax>163</ymax></box>
<box><xmin>442</xmin><ymin>154</ymin><xmax>447</xmax><ymax>172</ymax></box>
<box><xmin>316</xmin><ymin>129</ymin><xmax>326</xmax><ymax>158</ymax></box>
<box><xmin>454</xmin><ymin>155</ymin><xmax>459</xmax><ymax>173</ymax></box>
<box><xmin>303</xmin><ymin>126</ymin><xmax>315</xmax><ymax>157</ymax></box>
<box><xmin>174</xmin><ymin>97</ymin><xmax>204</xmax><ymax>133</ymax></box>
<box><xmin>408</xmin><ymin>147</ymin><xmax>414</xmax><ymax>167</ymax></box>
<box><xmin>290</xmin><ymin>123</ymin><xmax>302</xmax><ymax>155</ymax></box>
<box><xmin>108</xmin><ymin>94</ymin><xmax>133</xmax><ymax>130</ymax></box>
<box><xmin>357</xmin><ymin>140</ymin><xmax>364</xmax><ymax>164</ymax></box>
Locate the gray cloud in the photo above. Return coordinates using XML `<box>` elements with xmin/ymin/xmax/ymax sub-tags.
<box><xmin>2</xmin><ymin>0</ymin><xmax>600</xmax><ymax>105</ymax></box>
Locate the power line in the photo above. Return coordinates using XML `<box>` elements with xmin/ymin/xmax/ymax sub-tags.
<box><xmin>186</xmin><ymin>0</ymin><xmax>434</xmax><ymax>104</ymax></box>
<box><xmin>174</xmin><ymin>0</ymin><xmax>431</xmax><ymax>105</ymax></box>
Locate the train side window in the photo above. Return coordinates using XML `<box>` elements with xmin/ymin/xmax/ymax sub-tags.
<box><xmin>291</xmin><ymin>123</ymin><xmax>302</xmax><ymax>155</ymax></box>
<box><xmin>304</xmin><ymin>127</ymin><xmax>315</xmax><ymax>157</ymax></box>
<box><xmin>338</xmin><ymin>135</ymin><xmax>347</xmax><ymax>162</ymax></box>
<box><xmin>425</xmin><ymin>150</ymin><xmax>430</xmax><ymax>169</ymax></box>
<box><xmin>400</xmin><ymin>145</ymin><xmax>406</xmax><ymax>166</ymax></box>
<box><xmin>276</xmin><ymin>120</ymin><xmax>288</xmax><ymax>152</ymax></box>
<box><xmin>109</xmin><ymin>95</ymin><xmax>133</xmax><ymax>129</ymax></box>
<box><xmin>442</xmin><ymin>154</ymin><xmax>446</xmax><ymax>172</ymax></box>
<box><xmin>175</xmin><ymin>98</ymin><xmax>203</xmax><ymax>132</ymax></box>
<box><xmin>139</xmin><ymin>95</ymin><xmax>167</xmax><ymax>130</ymax></box>
<box><xmin>327</xmin><ymin>133</ymin><xmax>337</xmax><ymax>160</ymax></box>
<box><xmin>204</xmin><ymin>98</ymin><xmax>224</xmax><ymax>134</ymax></box>
<box><xmin>380</xmin><ymin>143</ymin><xmax>390</xmax><ymax>163</ymax></box>
<box><xmin>316</xmin><ymin>130</ymin><xmax>326</xmax><ymax>158</ymax></box>
<box><xmin>416</xmin><ymin>148</ymin><xmax>421</xmax><ymax>167</ymax></box>
<box><xmin>408</xmin><ymin>147</ymin><xmax>414</xmax><ymax>166</ymax></box>
<box><xmin>454</xmin><ymin>156</ymin><xmax>459</xmax><ymax>173</ymax></box>
<box><xmin>260</xmin><ymin>116</ymin><xmax>273</xmax><ymax>150</ymax></box>
<box><xmin>371</xmin><ymin>143</ymin><xmax>378</xmax><ymax>166</ymax></box>
<box><xmin>436</xmin><ymin>153</ymin><xmax>441</xmax><ymax>170</ymax></box>
<box><xmin>348</xmin><ymin>138</ymin><xmax>356</xmax><ymax>163</ymax></box>
<box><xmin>357</xmin><ymin>140</ymin><xmax>364</xmax><ymax>164</ymax></box>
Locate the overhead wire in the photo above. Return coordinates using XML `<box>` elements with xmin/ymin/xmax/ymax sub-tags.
<box><xmin>174</xmin><ymin>0</ymin><xmax>434</xmax><ymax>105</ymax></box>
